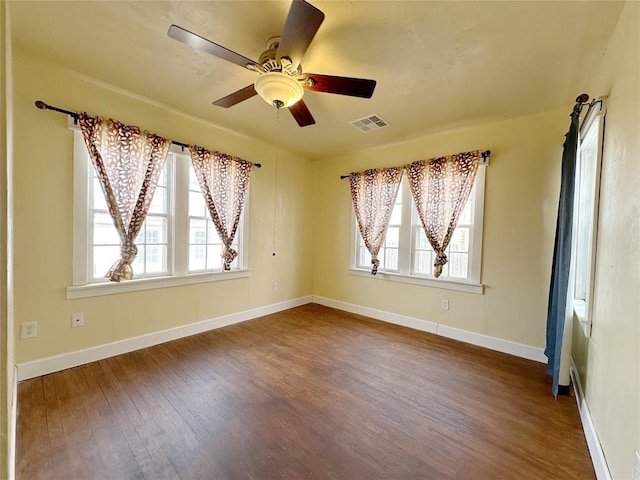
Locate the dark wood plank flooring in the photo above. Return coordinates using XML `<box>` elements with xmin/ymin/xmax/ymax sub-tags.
<box><xmin>17</xmin><ymin>304</ymin><xmax>594</xmax><ymax>479</ymax></box>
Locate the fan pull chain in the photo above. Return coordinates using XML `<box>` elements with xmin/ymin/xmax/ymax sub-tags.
<box><xmin>272</xmin><ymin>110</ymin><xmax>280</xmax><ymax>257</ymax></box>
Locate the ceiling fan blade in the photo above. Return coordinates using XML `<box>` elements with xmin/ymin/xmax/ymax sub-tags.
<box><xmin>288</xmin><ymin>100</ymin><xmax>315</xmax><ymax>127</ymax></box>
<box><xmin>298</xmin><ymin>73</ymin><xmax>376</xmax><ymax>98</ymax></box>
<box><xmin>277</xmin><ymin>0</ymin><xmax>325</xmax><ymax>69</ymax></box>
<box><xmin>213</xmin><ymin>84</ymin><xmax>258</xmax><ymax>108</ymax></box>
<box><xmin>300</xmin><ymin>73</ymin><xmax>377</xmax><ymax>98</ymax></box>
<box><xmin>168</xmin><ymin>25</ymin><xmax>257</xmax><ymax>69</ymax></box>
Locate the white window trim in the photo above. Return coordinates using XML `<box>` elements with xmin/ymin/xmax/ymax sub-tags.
<box><xmin>69</xmin><ymin>119</ymin><xmax>250</xmax><ymax>299</ymax></box>
<box><xmin>572</xmin><ymin>98</ymin><xmax>606</xmax><ymax>337</ymax></box>
<box><xmin>349</xmin><ymin>164</ymin><xmax>486</xmax><ymax>294</ymax></box>
<box><xmin>347</xmin><ymin>267</ymin><xmax>483</xmax><ymax>294</ymax></box>
<box><xmin>66</xmin><ymin>269</ymin><xmax>250</xmax><ymax>299</ymax></box>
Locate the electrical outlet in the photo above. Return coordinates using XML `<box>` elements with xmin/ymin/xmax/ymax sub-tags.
<box><xmin>21</xmin><ymin>321</ymin><xmax>37</xmax><ymax>339</ymax></box>
<box><xmin>441</xmin><ymin>300</ymin><xmax>449</xmax><ymax>311</ymax></box>
<box><xmin>273</xmin><ymin>283</ymin><xmax>279</xmax><ymax>291</ymax></box>
<box><xmin>634</xmin><ymin>451</ymin><xmax>640</xmax><ymax>480</ymax></box>
<box><xmin>71</xmin><ymin>312</ymin><xmax>84</xmax><ymax>328</ymax></box>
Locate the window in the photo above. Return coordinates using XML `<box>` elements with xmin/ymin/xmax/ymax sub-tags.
<box><xmin>351</xmin><ymin>166</ymin><xmax>486</xmax><ymax>294</ymax></box>
<box><xmin>357</xmin><ymin>182</ymin><xmax>403</xmax><ymax>271</ymax></box>
<box><xmin>572</xmin><ymin>99</ymin><xmax>606</xmax><ymax>336</ymax></box>
<box><xmin>89</xmin><ymin>159</ymin><xmax>171</xmax><ymax>279</ymax></box>
<box><xmin>70</xmin><ymin>127</ymin><xmax>249</xmax><ymax>298</ymax></box>
<box><xmin>187</xmin><ymin>167</ymin><xmax>238</xmax><ymax>272</ymax></box>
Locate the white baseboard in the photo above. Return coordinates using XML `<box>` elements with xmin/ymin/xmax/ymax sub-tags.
<box><xmin>16</xmin><ymin>295</ymin><xmax>312</xmax><ymax>381</ymax></box>
<box><xmin>313</xmin><ymin>297</ymin><xmax>438</xmax><ymax>334</ymax></box>
<box><xmin>437</xmin><ymin>324</ymin><xmax>546</xmax><ymax>362</ymax></box>
<box><xmin>570</xmin><ymin>358</ymin><xmax>612</xmax><ymax>480</ymax></box>
<box><xmin>312</xmin><ymin>295</ymin><xmax>545</xmax><ymax>363</ymax></box>
<box><xmin>17</xmin><ymin>294</ymin><xmax>546</xmax><ymax>381</ymax></box>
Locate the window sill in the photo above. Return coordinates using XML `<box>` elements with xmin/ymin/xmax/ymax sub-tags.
<box><xmin>347</xmin><ymin>268</ymin><xmax>483</xmax><ymax>294</ymax></box>
<box><xmin>67</xmin><ymin>269</ymin><xmax>250</xmax><ymax>299</ymax></box>
<box><xmin>573</xmin><ymin>299</ymin><xmax>591</xmax><ymax>337</ymax></box>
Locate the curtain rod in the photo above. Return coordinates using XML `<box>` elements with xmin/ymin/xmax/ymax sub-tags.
<box><xmin>339</xmin><ymin>150</ymin><xmax>491</xmax><ymax>179</ymax></box>
<box><xmin>34</xmin><ymin>100</ymin><xmax>262</xmax><ymax>168</ymax></box>
<box><xmin>573</xmin><ymin>93</ymin><xmax>603</xmax><ymax>119</ymax></box>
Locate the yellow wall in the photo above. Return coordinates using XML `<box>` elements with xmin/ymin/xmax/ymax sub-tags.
<box><xmin>572</xmin><ymin>2</ymin><xmax>639</xmax><ymax>478</ymax></box>
<box><xmin>313</xmin><ymin>108</ymin><xmax>567</xmax><ymax>347</ymax></box>
<box><xmin>1</xmin><ymin>2</ymin><xmax>13</xmax><ymax>477</ymax></box>
<box><xmin>7</xmin><ymin>5</ymin><xmax>639</xmax><ymax>478</ymax></box>
<box><xmin>12</xmin><ymin>49</ymin><xmax>314</xmax><ymax>364</ymax></box>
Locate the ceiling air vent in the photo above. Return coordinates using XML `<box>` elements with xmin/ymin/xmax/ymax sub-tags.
<box><xmin>349</xmin><ymin>114</ymin><xmax>389</xmax><ymax>132</ymax></box>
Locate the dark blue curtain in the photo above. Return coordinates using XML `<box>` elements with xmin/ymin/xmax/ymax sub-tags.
<box><xmin>545</xmin><ymin>105</ymin><xmax>581</xmax><ymax>397</ymax></box>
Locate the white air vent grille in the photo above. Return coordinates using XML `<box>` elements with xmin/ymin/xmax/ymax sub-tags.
<box><xmin>349</xmin><ymin>114</ymin><xmax>389</xmax><ymax>132</ymax></box>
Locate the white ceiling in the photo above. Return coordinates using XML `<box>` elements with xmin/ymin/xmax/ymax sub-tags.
<box><xmin>10</xmin><ymin>1</ymin><xmax>624</xmax><ymax>160</ymax></box>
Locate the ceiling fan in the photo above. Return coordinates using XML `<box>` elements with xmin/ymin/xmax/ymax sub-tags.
<box><xmin>168</xmin><ymin>0</ymin><xmax>377</xmax><ymax>127</ymax></box>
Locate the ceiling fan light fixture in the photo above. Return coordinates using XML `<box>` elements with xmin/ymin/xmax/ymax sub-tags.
<box><xmin>254</xmin><ymin>72</ymin><xmax>303</xmax><ymax>109</ymax></box>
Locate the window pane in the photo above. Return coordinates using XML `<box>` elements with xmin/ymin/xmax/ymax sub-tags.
<box><xmin>574</xmin><ymin>124</ymin><xmax>599</xmax><ymax>301</ymax></box>
<box><xmin>359</xmin><ymin>246</ymin><xmax>370</xmax><ymax>267</ymax></box>
<box><xmin>447</xmin><ymin>253</ymin><xmax>468</xmax><ymax>278</ymax></box>
<box><xmin>93</xmin><ymin>245</ymin><xmax>119</xmax><ymax>279</ymax></box>
<box><xmin>449</xmin><ymin>227</ymin><xmax>469</xmax><ymax>252</ymax></box>
<box><xmin>93</xmin><ymin>212</ymin><xmax>119</xmax><ymax>245</ymax></box>
<box><xmin>190</xmin><ymin>219</ymin><xmax>207</xmax><ymax>244</ymax></box>
<box><xmin>458</xmin><ymin>196</ymin><xmax>473</xmax><ymax>225</ymax></box>
<box><xmin>189</xmin><ymin>191</ymin><xmax>206</xmax><ymax>217</ymax></box>
<box><xmin>189</xmin><ymin>166</ymin><xmax>201</xmax><ymax>191</ymax></box>
<box><xmin>416</xmin><ymin>228</ymin><xmax>431</xmax><ymax>250</ymax></box>
<box><xmin>146</xmin><ymin>245</ymin><xmax>167</xmax><ymax>273</ymax></box>
<box><xmin>414</xmin><ymin>250</ymin><xmax>432</xmax><ymax>275</ymax></box>
<box><xmin>207</xmin><ymin>220</ymin><xmax>221</xmax><ymax>244</ymax></box>
<box><xmin>189</xmin><ymin>245</ymin><xmax>206</xmax><ymax>271</ymax></box>
<box><xmin>385</xmin><ymin>227</ymin><xmax>399</xmax><ymax>248</ymax></box>
<box><xmin>207</xmin><ymin>244</ymin><xmax>222</xmax><ymax>270</ymax></box>
<box><xmin>135</xmin><ymin>224</ymin><xmax>145</xmax><ymax>246</ymax></box>
<box><xmin>384</xmin><ymin>248</ymin><xmax>398</xmax><ymax>270</ymax></box>
<box><xmin>144</xmin><ymin>216</ymin><xmax>167</xmax><ymax>244</ymax></box>
<box><xmin>157</xmin><ymin>161</ymin><xmax>168</xmax><ymax>187</ymax></box>
<box><xmin>92</xmin><ymin>178</ymin><xmax>108</xmax><ymax>211</ymax></box>
<box><xmin>148</xmin><ymin>186</ymin><xmax>166</xmax><ymax>214</ymax></box>
<box><xmin>389</xmin><ymin>203</ymin><xmax>402</xmax><ymax>225</ymax></box>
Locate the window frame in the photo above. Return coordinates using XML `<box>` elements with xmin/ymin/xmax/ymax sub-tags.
<box><xmin>68</xmin><ymin>122</ymin><xmax>250</xmax><ymax>299</ymax></box>
<box><xmin>349</xmin><ymin>164</ymin><xmax>486</xmax><ymax>294</ymax></box>
<box><xmin>572</xmin><ymin>98</ymin><xmax>606</xmax><ymax>337</ymax></box>
<box><xmin>88</xmin><ymin>155</ymin><xmax>174</xmax><ymax>280</ymax></box>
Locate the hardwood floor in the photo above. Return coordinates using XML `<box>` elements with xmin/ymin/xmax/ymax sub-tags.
<box><xmin>17</xmin><ymin>304</ymin><xmax>594</xmax><ymax>479</ymax></box>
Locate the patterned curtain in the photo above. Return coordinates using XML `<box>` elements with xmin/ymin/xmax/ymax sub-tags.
<box><xmin>189</xmin><ymin>146</ymin><xmax>252</xmax><ymax>270</ymax></box>
<box><xmin>79</xmin><ymin>113</ymin><xmax>171</xmax><ymax>282</ymax></box>
<box><xmin>349</xmin><ymin>167</ymin><xmax>403</xmax><ymax>275</ymax></box>
<box><xmin>406</xmin><ymin>150</ymin><xmax>480</xmax><ymax>278</ymax></box>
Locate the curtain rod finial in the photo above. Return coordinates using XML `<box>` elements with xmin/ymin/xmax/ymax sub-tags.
<box><xmin>35</xmin><ymin>100</ymin><xmax>48</xmax><ymax>110</ymax></box>
<box><xmin>575</xmin><ymin>94</ymin><xmax>589</xmax><ymax>104</ymax></box>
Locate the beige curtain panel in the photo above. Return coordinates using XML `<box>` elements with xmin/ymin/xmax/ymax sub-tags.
<box><xmin>79</xmin><ymin>113</ymin><xmax>171</xmax><ymax>282</ymax></box>
<box><xmin>189</xmin><ymin>146</ymin><xmax>253</xmax><ymax>270</ymax></box>
<box><xmin>349</xmin><ymin>167</ymin><xmax>403</xmax><ymax>275</ymax></box>
<box><xmin>406</xmin><ymin>150</ymin><xmax>480</xmax><ymax>278</ymax></box>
